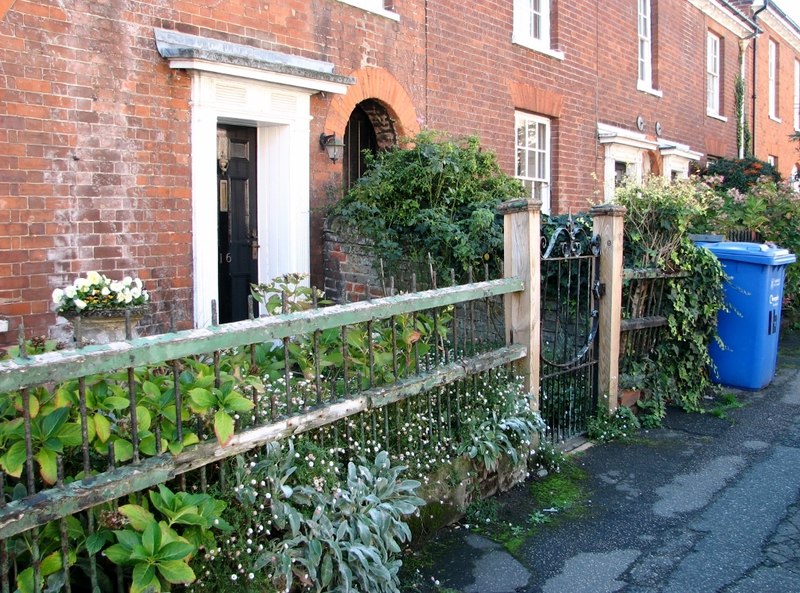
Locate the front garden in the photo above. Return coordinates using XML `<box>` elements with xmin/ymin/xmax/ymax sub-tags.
<box><xmin>2</xmin><ymin>129</ymin><xmax>798</xmax><ymax>593</ymax></box>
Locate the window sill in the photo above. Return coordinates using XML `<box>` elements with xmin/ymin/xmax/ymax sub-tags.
<box><xmin>637</xmin><ymin>81</ymin><xmax>663</xmax><ymax>98</ymax></box>
<box><xmin>769</xmin><ymin>115</ymin><xmax>782</xmax><ymax>124</ymax></box>
<box><xmin>335</xmin><ymin>0</ymin><xmax>399</xmax><ymax>21</ymax></box>
<box><xmin>512</xmin><ymin>36</ymin><xmax>565</xmax><ymax>61</ymax></box>
<box><xmin>707</xmin><ymin>112</ymin><xmax>727</xmax><ymax>122</ymax></box>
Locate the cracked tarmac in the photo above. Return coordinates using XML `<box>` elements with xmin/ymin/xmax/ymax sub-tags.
<box><xmin>406</xmin><ymin>329</ymin><xmax>800</xmax><ymax>593</ymax></box>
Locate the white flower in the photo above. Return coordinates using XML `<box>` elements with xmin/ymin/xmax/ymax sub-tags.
<box><xmin>74</xmin><ymin>299</ymin><xmax>87</xmax><ymax>310</ymax></box>
<box><xmin>51</xmin><ymin>288</ymin><xmax>64</xmax><ymax>304</ymax></box>
<box><xmin>101</xmin><ymin>287</ymin><xmax>110</xmax><ymax>296</ymax></box>
<box><xmin>85</xmin><ymin>271</ymin><xmax>102</xmax><ymax>285</ymax></box>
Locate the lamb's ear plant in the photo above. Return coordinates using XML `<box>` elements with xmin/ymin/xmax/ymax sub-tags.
<box><xmin>261</xmin><ymin>450</ymin><xmax>425</xmax><ymax>593</ymax></box>
<box><xmin>205</xmin><ymin>443</ymin><xmax>424</xmax><ymax>593</ymax></box>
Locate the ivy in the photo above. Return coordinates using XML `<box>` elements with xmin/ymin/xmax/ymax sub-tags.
<box><xmin>657</xmin><ymin>241</ymin><xmax>727</xmax><ymax>412</ymax></box>
<box><xmin>614</xmin><ymin>178</ymin><xmax>727</xmax><ymax>423</ymax></box>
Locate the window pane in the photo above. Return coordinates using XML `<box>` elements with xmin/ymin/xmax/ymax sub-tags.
<box><xmin>514</xmin><ymin>112</ymin><xmax>550</xmax><ymax>211</ymax></box>
<box><xmin>526</xmin><ymin>123</ymin><xmax>537</xmax><ymax>148</ymax></box>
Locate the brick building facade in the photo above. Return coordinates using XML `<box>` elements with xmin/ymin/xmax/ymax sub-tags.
<box><xmin>734</xmin><ymin>0</ymin><xmax>800</xmax><ymax>180</ymax></box>
<box><xmin>0</xmin><ymin>0</ymin><xmax>792</xmax><ymax>346</ymax></box>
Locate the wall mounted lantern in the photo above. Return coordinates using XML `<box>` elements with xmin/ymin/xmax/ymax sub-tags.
<box><xmin>319</xmin><ymin>132</ymin><xmax>345</xmax><ymax>163</ymax></box>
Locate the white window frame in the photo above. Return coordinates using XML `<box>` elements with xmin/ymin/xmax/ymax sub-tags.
<box><xmin>637</xmin><ymin>0</ymin><xmax>655</xmax><ymax>93</ymax></box>
<box><xmin>336</xmin><ymin>0</ymin><xmax>399</xmax><ymax>21</ymax></box>
<box><xmin>769</xmin><ymin>39</ymin><xmax>779</xmax><ymax>121</ymax></box>
<box><xmin>512</xmin><ymin>0</ymin><xmax>564</xmax><ymax>60</ymax></box>
<box><xmin>794</xmin><ymin>59</ymin><xmax>800</xmax><ymax>131</ymax></box>
<box><xmin>706</xmin><ymin>32</ymin><xmax>721</xmax><ymax>117</ymax></box>
<box><xmin>515</xmin><ymin>112</ymin><xmax>552</xmax><ymax>214</ymax></box>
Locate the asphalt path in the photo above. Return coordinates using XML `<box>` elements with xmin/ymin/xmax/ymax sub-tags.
<box><xmin>411</xmin><ymin>329</ymin><xmax>800</xmax><ymax>593</ymax></box>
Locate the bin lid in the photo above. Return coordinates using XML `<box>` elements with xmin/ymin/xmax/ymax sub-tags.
<box><xmin>697</xmin><ymin>241</ymin><xmax>797</xmax><ymax>266</ymax></box>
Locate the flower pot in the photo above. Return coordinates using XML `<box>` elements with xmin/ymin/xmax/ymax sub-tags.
<box><xmin>65</xmin><ymin>306</ymin><xmax>149</xmax><ymax>345</ymax></box>
<box><xmin>619</xmin><ymin>388</ymin><xmax>643</xmax><ymax>409</ymax></box>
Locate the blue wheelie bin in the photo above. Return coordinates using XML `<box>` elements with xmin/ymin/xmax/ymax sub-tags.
<box><xmin>697</xmin><ymin>242</ymin><xmax>796</xmax><ymax>390</ymax></box>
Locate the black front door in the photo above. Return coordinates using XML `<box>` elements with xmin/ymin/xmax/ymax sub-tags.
<box><xmin>217</xmin><ymin>125</ymin><xmax>258</xmax><ymax>323</ymax></box>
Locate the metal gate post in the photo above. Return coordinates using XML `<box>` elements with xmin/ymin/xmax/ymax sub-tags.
<box><xmin>590</xmin><ymin>203</ymin><xmax>626</xmax><ymax>412</ymax></box>
<box><xmin>499</xmin><ymin>198</ymin><xmax>542</xmax><ymax>410</ymax></box>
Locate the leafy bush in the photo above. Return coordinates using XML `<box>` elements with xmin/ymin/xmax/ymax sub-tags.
<box><xmin>701</xmin><ymin>157</ymin><xmax>781</xmax><ymax>194</ymax></box>
<box><xmin>696</xmin><ymin>174</ymin><xmax>800</xmax><ymax>316</ymax></box>
<box><xmin>103</xmin><ymin>486</ymin><xmax>231</xmax><ymax>593</ymax></box>
<box><xmin>194</xmin><ymin>444</ymin><xmax>425</xmax><ymax>593</ymax></box>
<box><xmin>330</xmin><ymin>130</ymin><xmax>525</xmax><ymax>284</ymax></box>
<box><xmin>614</xmin><ymin>176</ymin><xmax>716</xmax><ymax>269</ymax></box>
<box><xmin>613</xmin><ymin>177</ymin><xmax>727</xmax><ymax>418</ymax></box>
<box><xmin>587</xmin><ymin>405</ymin><xmax>640</xmax><ymax>442</ymax></box>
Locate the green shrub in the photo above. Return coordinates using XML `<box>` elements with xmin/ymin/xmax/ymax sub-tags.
<box><xmin>330</xmin><ymin>130</ymin><xmax>524</xmax><ymax>284</ymax></box>
<box><xmin>697</xmin><ymin>172</ymin><xmax>800</xmax><ymax>316</ymax></box>
<box><xmin>587</xmin><ymin>405</ymin><xmax>640</xmax><ymax>442</ymax></box>
<box><xmin>701</xmin><ymin>157</ymin><xmax>781</xmax><ymax>193</ymax></box>
<box><xmin>613</xmin><ymin>176</ymin><xmax>716</xmax><ymax>269</ymax></box>
<box><xmin>195</xmin><ymin>444</ymin><xmax>424</xmax><ymax>593</ymax></box>
<box><xmin>613</xmin><ymin>177</ymin><xmax>727</xmax><ymax>418</ymax></box>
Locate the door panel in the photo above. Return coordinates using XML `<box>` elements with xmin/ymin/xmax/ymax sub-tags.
<box><xmin>218</xmin><ymin>125</ymin><xmax>258</xmax><ymax>323</ymax></box>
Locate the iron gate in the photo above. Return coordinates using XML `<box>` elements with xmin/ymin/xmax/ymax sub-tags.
<box><xmin>540</xmin><ymin>215</ymin><xmax>601</xmax><ymax>442</ymax></box>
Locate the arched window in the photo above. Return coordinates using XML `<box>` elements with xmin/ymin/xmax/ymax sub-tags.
<box><xmin>343</xmin><ymin>99</ymin><xmax>396</xmax><ymax>190</ymax></box>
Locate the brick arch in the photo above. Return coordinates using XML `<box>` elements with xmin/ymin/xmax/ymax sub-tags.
<box><xmin>508</xmin><ymin>82</ymin><xmax>565</xmax><ymax>118</ymax></box>
<box><xmin>326</xmin><ymin>68</ymin><xmax>419</xmax><ymax>141</ymax></box>
<box><xmin>0</xmin><ymin>0</ymin><xmax>16</xmax><ymax>20</ymax></box>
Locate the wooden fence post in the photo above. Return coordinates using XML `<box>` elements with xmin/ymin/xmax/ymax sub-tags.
<box><xmin>499</xmin><ymin>198</ymin><xmax>541</xmax><ymax>410</ymax></box>
<box><xmin>591</xmin><ymin>203</ymin><xmax>626</xmax><ymax>412</ymax></box>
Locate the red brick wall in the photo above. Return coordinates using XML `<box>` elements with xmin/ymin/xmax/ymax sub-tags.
<box><xmin>424</xmin><ymin>0</ymin><xmax>599</xmax><ymax>213</ymax></box>
<box><xmin>596</xmin><ymin>1</ymin><xmax>742</xmax><ymax>162</ymax></box>
<box><xmin>0</xmin><ymin>0</ymin><xmax>196</xmax><ymax>345</ymax></box>
<box><xmin>751</xmin><ymin>22</ymin><xmax>800</xmax><ymax>176</ymax></box>
<box><xmin>0</xmin><ymin>0</ymin><xmax>430</xmax><ymax>345</ymax></box>
<box><xmin>0</xmin><ymin>0</ymin><xmax>750</xmax><ymax>345</ymax></box>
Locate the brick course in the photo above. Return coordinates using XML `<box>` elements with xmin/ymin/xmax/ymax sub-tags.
<box><xmin>0</xmin><ymin>0</ymin><xmax>769</xmax><ymax>345</ymax></box>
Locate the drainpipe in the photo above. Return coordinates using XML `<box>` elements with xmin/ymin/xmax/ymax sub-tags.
<box><xmin>752</xmin><ymin>0</ymin><xmax>769</xmax><ymax>158</ymax></box>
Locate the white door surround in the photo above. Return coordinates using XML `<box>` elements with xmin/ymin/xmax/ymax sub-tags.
<box><xmin>155</xmin><ymin>29</ymin><xmax>353</xmax><ymax>327</ymax></box>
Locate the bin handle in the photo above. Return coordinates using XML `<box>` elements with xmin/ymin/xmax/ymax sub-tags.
<box><xmin>768</xmin><ymin>309</ymin><xmax>778</xmax><ymax>335</ymax></box>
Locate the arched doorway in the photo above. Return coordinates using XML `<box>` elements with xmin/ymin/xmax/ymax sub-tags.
<box><xmin>343</xmin><ymin>99</ymin><xmax>397</xmax><ymax>189</ymax></box>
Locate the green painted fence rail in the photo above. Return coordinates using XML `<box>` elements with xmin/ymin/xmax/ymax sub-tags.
<box><xmin>0</xmin><ymin>277</ymin><xmax>524</xmax><ymax>541</ymax></box>
<box><xmin>0</xmin><ymin>278</ymin><xmax>522</xmax><ymax>393</ymax></box>
<box><xmin>0</xmin><ymin>344</ymin><xmax>526</xmax><ymax>540</ymax></box>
